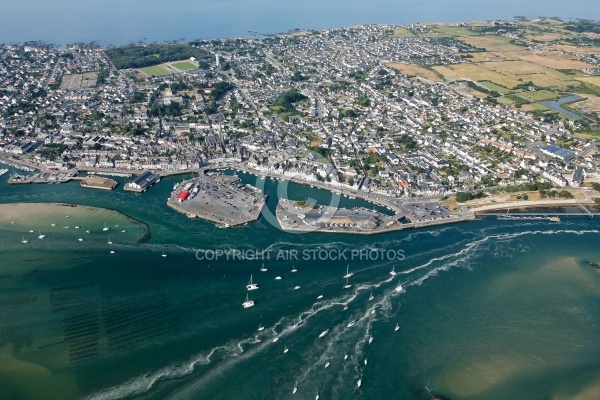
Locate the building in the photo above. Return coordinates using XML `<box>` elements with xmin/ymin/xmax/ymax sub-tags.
<box><xmin>124</xmin><ymin>170</ymin><xmax>159</xmax><ymax>192</ymax></box>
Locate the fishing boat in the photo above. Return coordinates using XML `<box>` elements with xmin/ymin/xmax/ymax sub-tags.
<box><xmin>246</xmin><ymin>274</ymin><xmax>259</xmax><ymax>291</ymax></box>
<box><xmin>242</xmin><ymin>293</ymin><xmax>255</xmax><ymax>308</ymax></box>
<box><xmin>389</xmin><ymin>266</ymin><xmax>397</xmax><ymax>276</ymax></box>
<box><xmin>368</xmin><ymin>292</ymin><xmax>374</xmax><ymax>301</ymax></box>
<box><xmin>318</xmin><ymin>329</ymin><xmax>329</xmax><ymax>339</ymax></box>
<box><xmin>343</xmin><ymin>265</ymin><xmax>354</xmax><ymax>279</ymax></box>
<box><xmin>394</xmin><ymin>323</ymin><xmax>400</xmax><ymax>332</ymax></box>
<box><xmin>260</xmin><ymin>263</ymin><xmax>267</xmax><ymax>272</ymax></box>
<box><xmin>343</xmin><ymin>278</ymin><xmax>352</xmax><ymax>289</ymax></box>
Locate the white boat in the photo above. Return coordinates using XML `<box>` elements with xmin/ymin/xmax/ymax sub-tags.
<box><xmin>292</xmin><ymin>318</ymin><xmax>300</xmax><ymax>329</ymax></box>
<box><xmin>86</xmin><ymin>230</ymin><xmax>90</xmax><ymax>233</ymax></box>
<box><xmin>293</xmin><ymin>387</ymin><xmax>297</xmax><ymax>395</ymax></box>
<box><xmin>344</xmin><ymin>353</ymin><xmax>348</xmax><ymax>361</ymax></box>
<box><xmin>242</xmin><ymin>293</ymin><xmax>255</xmax><ymax>308</ymax></box>
<box><xmin>394</xmin><ymin>323</ymin><xmax>400</xmax><ymax>332</ymax></box>
<box><xmin>162</xmin><ymin>251</ymin><xmax>167</xmax><ymax>257</ymax></box>
<box><xmin>390</xmin><ymin>266</ymin><xmax>397</xmax><ymax>276</ymax></box>
<box><xmin>324</xmin><ymin>362</ymin><xmax>330</xmax><ymax>368</ymax></box>
<box><xmin>316</xmin><ymin>295</ymin><xmax>323</xmax><ymax>299</ymax></box>
<box><xmin>395</xmin><ymin>284</ymin><xmax>405</xmax><ymax>293</ymax></box>
<box><xmin>28</xmin><ymin>230</ymin><xmax>34</xmax><ymax>233</ymax></box>
<box><xmin>78</xmin><ymin>238</ymin><xmax>83</xmax><ymax>242</ymax></box>
<box><xmin>283</xmin><ymin>346</ymin><xmax>289</xmax><ymax>354</ymax></box>
<box><xmin>257</xmin><ymin>324</ymin><xmax>264</xmax><ymax>331</ymax></box>
<box><xmin>51</xmin><ymin>223</ymin><xmax>56</xmax><ymax>227</ymax></box>
<box><xmin>318</xmin><ymin>329</ymin><xmax>329</xmax><ymax>339</ymax></box>
<box><xmin>260</xmin><ymin>263</ymin><xmax>267</xmax><ymax>272</ymax></box>
<box><xmin>357</xmin><ymin>378</ymin><xmax>362</xmax><ymax>388</ymax></box>
<box><xmin>275</xmin><ymin>276</ymin><xmax>282</xmax><ymax>280</ymax></box>
<box><xmin>121</xmin><ymin>230</ymin><xmax>126</xmax><ymax>233</ymax></box>
<box><xmin>246</xmin><ymin>275</ymin><xmax>259</xmax><ymax>291</ymax></box>
<box><xmin>347</xmin><ymin>319</ymin><xmax>356</xmax><ymax>328</ymax></box>
<box><xmin>75</xmin><ymin>226</ymin><xmax>79</xmax><ymax>229</ymax></box>
<box><xmin>343</xmin><ymin>304</ymin><xmax>348</xmax><ymax>311</ymax></box>
<box><xmin>66</xmin><ymin>215</ymin><xmax>70</xmax><ymax>218</ymax></box>
<box><xmin>316</xmin><ymin>394</ymin><xmax>319</xmax><ymax>400</ymax></box>
<box><xmin>272</xmin><ymin>337</ymin><xmax>279</xmax><ymax>343</ymax></box>
<box><xmin>102</xmin><ymin>222</ymin><xmax>109</xmax><ymax>232</ymax></box>
<box><xmin>37</xmin><ymin>231</ymin><xmax>45</xmax><ymax>239</ymax></box>
<box><xmin>343</xmin><ymin>278</ymin><xmax>352</xmax><ymax>289</ymax></box>
<box><xmin>364</xmin><ymin>358</ymin><xmax>368</xmax><ymax>365</ymax></box>
<box><xmin>22</xmin><ymin>237</ymin><xmax>28</xmax><ymax>244</ymax></box>
<box><xmin>64</xmin><ymin>226</ymin><xmax>69</xmax><ymax>229</ymax></box>
<box><xmin>368</xmin><ymin>336</ymin><xmax>373</xmax><ymax>345</ymax></box>
<box><xmin>549</xmin><ymin>216</ymin><xmax>560</xmax><ymax>222</ymax></box>
<box><xmin>110</xmin><ymin>250</ymin><xmax>115</xmax><ymax>254</ymax></box>
<box><xmin>371</xmin><ymin>309</ymin><xmax>376</xmax><ymax>315</ymax></box>
<box><xmin>368</xmin><ymin>292</ymin><xmax>374</xmax><ymax>301</ymax></box>
<box><xmin>293</xmin><ymin>285</ymin><xmax>301</xmax><ymax>290</ymax></box>
<box><xmin>343</xmin><ymin>265</ymin><xmax>354</xmax><ymax>279</ymax></box>
<box><xmin>291</xmin><ymin>266</ymin><xmax>297</xmax><ymax>272</ymax></box>
<box><xmin>108</xmin><ymin>237</ymin><xmax>113</xmax><ymax>244</ymax></box>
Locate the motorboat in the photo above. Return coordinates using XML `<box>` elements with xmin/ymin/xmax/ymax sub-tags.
<box><xmin>293</xmin><ymin>285</ymin><xmax>301</xmax><ymax>290</ymax></box>
<box><xmin>316</xmin><ymin>295</ymin><xmax>323</xmax><ymax>299</ymax></box>
<box><xmin>275</xmin><ymin>276</ymin><xmax>282</xmax><ymax>280</ymax></box>
<box><xmin>368</xmin><ymin>336</ymin><xmax>373</xmax><ymax>345</ymax></box>
<box><xmin>257</xmin><ymin>324</ymin><xmax>264</xmax><ymax>331</ymax></box>
<box><xmin>343</xmin><ymin>265</ymin><xmax>354</xmax><ymax>279</ymax></box>
<box><xmin>395</xmin><ymin>323</ymin><xmax>400</xmax><ymax>332</ymax></box>
<box><xmin>324</xmin><ymin>362</ymin><xmax>330</xmax><ymax>368</ymax></box>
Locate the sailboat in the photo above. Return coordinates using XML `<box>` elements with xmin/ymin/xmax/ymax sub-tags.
<box><xmin>21</xmin><ymin>237</ymin><xmax>28</xmax><ymax>244</ymax></box>
<box><xmin>242</xmin><ymin>293</ymin><xmax>255</xmax><ymax>308</ymax></box>
<box><xmin>102</xmin><ymin>222</ymin><xmax>109</xmax><ymax>232</ymax></box>
<box><xmin>389</xmin><ymin>266</ymin><xmax>397</xmax><ymax>276</ymax></box>
<box><xmin>343</xmin><ymin>265</ymin><xmax>354</xmax><ymax>279</ymax></box>
<box><xmin>260</xmin><ymin>263</ymin><xmax>267</xmax><ymax>272</ymax></box>
<box><xmin>343</xmin><ymin>278</ymin><xmax>352</xmax><ymax>289</ymax></box>
<box><xmin>257</xmin><ymin>323</ymin><xmax>264</xmax><ymax>331</ymax></box>
<box><xmin>293</xmin><ymin>387</ymin><xmax>297</xmax><ymax>395</ymax></box>
<box><xmin>107</xmin><ymin>237</ymin><xmax>113</xmax><ymax>245</ymax></box>
<box><xmin>37</xmin><ymin>231</ymin><xmax>45</xmax><ymax>239</ymax></box>
<box><xmin>395</xmin><ymin>283</ymin><xmax>405</xmax><ymax>293</ymax></box>
<box><xmin>291</xmin><ymin>265</ymin><xmax>297</xmax><ymax>272</ymax></box>
<box><xmin>78</xmin><ymin>238</ymin><xmax>83</xmax><ymax>242</ymax></box>
<box><xmin>394</xmin><ymin>323</ymin><xmax>400</xmax><ymax>332</ymax></box>
<box><xmin>347</xmin><ymin>318</ymin><xmax>356</xmax><ymax>328</ymax></box>
<box><xmin>161</xmin><ymin>251</ymin><xmax>167</xmax><ymax>258</ymax></box>
<box><xmin>292</xmin><ymin>318</ymin><xmax>300</xmax><ymax>328</ymax></box>
<box><xmin>357</xmin><ymin>377</ymin><xmax>362</xmax><ymax>388</ymax></box>
<box><xmin>283</xmin><ymin>346</ymin><xmax>289</xmax><ymax>354</ymax></box>
<box><xmin>368</xmin><ymin>292</ymin><xmax>374</xmax><ymax>301</ymax></box>
<box><xmin>368</xmin><ymin>336</ymin><xmax>373</xmax><ymax>345</ymax></box>
<box><xmin>246</xmin><ymin>274</ymin><xmax>259</xmax><ymax>290</ymax></box>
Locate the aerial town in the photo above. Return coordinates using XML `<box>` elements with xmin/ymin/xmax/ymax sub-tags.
<box><xmin>1</xmin><ymin>20</ymin><xmax>600</xmax><ymax>226</ymax></box>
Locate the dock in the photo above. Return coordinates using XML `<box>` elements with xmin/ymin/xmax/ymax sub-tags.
<box><xmin>167</xmin><ymin>173</ymin><xmax>266</xmax><ymax>226</ymax></box>
<box><xmin>123</xmin><ymin>171</ymin><xmax>160</xmax><ymax>193</ymax></box>
<box><xmin>80</xmin><ymin>175</ymin><xmax>118</xmax><ymax>190</ymax></box>
<box><xmin>7</xmin><ymin>171</ymin><xmax>78</xmax><ymax>184</ymax></box>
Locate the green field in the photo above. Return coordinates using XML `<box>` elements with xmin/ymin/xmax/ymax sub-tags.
<box><xmin>139</xmin><ymin>65</ymin><xmax>171</xmax><ymax>76</ymax></box>
<box><xmin>171</xmin><ymin>61</ymin><xmax>197</xmax><ymax>71</ymax></box>
<box><xmin>515</xmin><ymin>89</ymin><xmax>561</xmax><ymax>102</ymax></box>
<box><xmin>433</xmin><ymin>26</ymin><xmax>480</xmax><ymax>37</ymax></box>
<box><xmin>480</xmin><ymin>80</ymin><xmax>511</xmax><ymax>94</ymax></box>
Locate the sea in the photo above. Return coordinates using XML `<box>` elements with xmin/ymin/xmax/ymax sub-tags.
<box><xmin>0</xmin><ymin>167</ymin><xmax>599</xmax><ymax>400</ymax></box>
<box><xmin>1</xmin><ymin>0</ymin><xmax>600</xmax><ymax>46</ymax></box>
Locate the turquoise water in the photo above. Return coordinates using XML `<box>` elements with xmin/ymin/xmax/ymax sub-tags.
<box><xmin>1</xmin><ymin>0</ymin><xmax>599</xmax><ymax>45</ymax></box>
<box><xmin>0</xmin><ymin>171</ymin><xmax>599</xmax><ymax>399</ymax></box>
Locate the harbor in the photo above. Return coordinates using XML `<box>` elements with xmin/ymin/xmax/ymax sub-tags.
<box><xmin>167</xmin><ymin>172</ymin><xmax>267</xmax><ymax>226</ymax></box>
